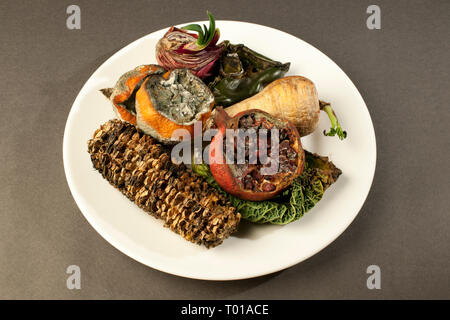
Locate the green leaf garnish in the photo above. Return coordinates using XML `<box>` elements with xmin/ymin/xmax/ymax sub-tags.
<box><xmin>205</xmin><ymin>11</ymin><xmax>216</xmax><ymax>44</ymax></box>
<box><xmin>181</xmin><ymin>11</ymin><xmax>217</xmax><ymax>47</ymax></box>
<box><xmin>182</xmin><ymin>24</ymin><xmax>205</xmax><ymax>43</ymax></box>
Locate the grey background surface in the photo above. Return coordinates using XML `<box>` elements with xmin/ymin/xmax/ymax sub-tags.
<box><xmin>1</xmin><ymin>0</ymin><xmax>449</xmax><ymax>299</ymax></box>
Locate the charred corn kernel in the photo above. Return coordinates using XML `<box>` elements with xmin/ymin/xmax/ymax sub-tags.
<box><xmin>87</xmin><ymin>119</ymin><xmax>240</xmax><ymax>248</ymax></box>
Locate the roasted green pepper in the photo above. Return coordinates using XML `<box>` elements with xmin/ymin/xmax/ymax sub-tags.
<box><xmin>208</xmin><ymin>41</ymin><xmax>290</xmax><ymax>107</ymax></box>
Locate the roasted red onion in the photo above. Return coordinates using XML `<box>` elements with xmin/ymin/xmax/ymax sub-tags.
<box><xmin>156</xmin><ymin>13</ymin><xmax>223</xmax><ymax>78</ymax></box>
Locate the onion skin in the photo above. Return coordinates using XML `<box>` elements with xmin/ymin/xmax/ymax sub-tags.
<box><xmin>156</xmin><ymin>27</ymin><xmax>223</xmax><ymax>78</ymax></box>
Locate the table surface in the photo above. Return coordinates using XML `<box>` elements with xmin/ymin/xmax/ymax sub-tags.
<box><xmin>1</xmin><ymin>0</ymin><xmax>449</xmax><ymax>299</ymax></box>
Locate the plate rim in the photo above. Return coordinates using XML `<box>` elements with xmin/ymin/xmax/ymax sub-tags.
<box><xmin>63</xmin><ymin>20</ymin><xmax>377</xmax><ymax>281</ymax></box>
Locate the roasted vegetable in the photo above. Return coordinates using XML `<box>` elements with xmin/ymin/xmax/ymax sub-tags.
<box><xmin>180</xmin><ymin>11</ymin><xmax>220</xmax><ymax>52</ymax></box>
<box><xmin>156</xmin><ymin>12</ymin><xmax>223</xmax><ymax>78</ymax></box>
<box><xmin>193</xmin><ymin>151</ymin><xmax>341</xmax><ymax>225</ymax></box>
<box><xmin>100</xmin><ymin>65</ymin><xmax>167</xmax><ymax>125</ymax></box>
<box><xmin>208</xmin><ymin>41</ymin><xmax>290</xmax><ymax>107</ymax></box>
<box><xmin>224</xmin><ymin>76</ymin><xmax>347</xmax><ymax>140</ymax></box>
<box><xmin>88</xmin><ymin>119</ymin><xmax>241</xmax><ymax>248</ymax></box>
<box><xmin>135</xmin><ymin>68</ymin><xmax>214</xmax><ymax>144</ymax></box>
<box><xmin>209</xmin><ymin>108</ymin><xmax>305</xmax><ymax>201</ymax></box>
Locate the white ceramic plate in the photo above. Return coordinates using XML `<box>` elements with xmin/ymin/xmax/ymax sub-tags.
<box><xmin>63</xmin><ymin>21</ymin><xmax>376</xmax><ymax>280</ymax></box>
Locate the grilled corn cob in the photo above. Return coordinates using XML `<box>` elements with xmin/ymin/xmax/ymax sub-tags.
<box><xmin>87</xmin><ymin>119</ymin><xmax>240</xmax><ymax>248</ymax></box>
